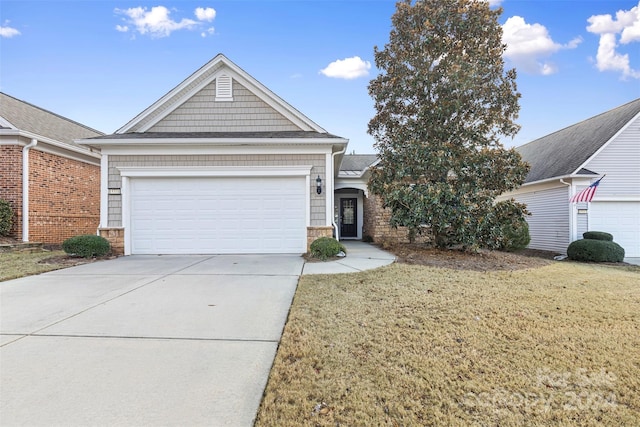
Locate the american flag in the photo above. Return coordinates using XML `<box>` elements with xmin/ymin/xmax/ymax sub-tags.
<box><xmin>570</xmin><ymin>176</ymin><xmax>604</xmax><ymax>203</ymax></box>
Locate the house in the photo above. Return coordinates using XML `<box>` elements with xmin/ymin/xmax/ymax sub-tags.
<box><xmin>499</xmin><ymin>98</ymin><xmax>640</xmax><ymax>257</ymax></box>
<box><xmin>78</xmin><ymin>54</ymin><xmax>348</xmax><ymax>255</ymax></box>
<box><xmin>0</xmin><ymin>92</ymin><xmax>103</xmax><ymax>245</ymax></box>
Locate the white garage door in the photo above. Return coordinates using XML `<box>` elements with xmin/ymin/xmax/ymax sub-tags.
<box><xmin>589</xmin><ymin>201</ymin><xmax>640</xmax><ymax>257</ymax></box>
<box><xmin>129</xmin><ymin>177</ymin><xmax>307</xmax><ymax>254</ymax></box>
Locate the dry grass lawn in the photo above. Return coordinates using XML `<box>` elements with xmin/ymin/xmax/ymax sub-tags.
<box><xmin>0</xmin><ymin>250</ymin><xmax>67</xmax><ymax>281</ymax></box>
<box><xmin>256</xmin><ymin>262</ymin><xmax>640</xmax><ymax>426</ymax></box>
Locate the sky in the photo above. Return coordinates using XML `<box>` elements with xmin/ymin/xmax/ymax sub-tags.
<box><xmin>1</xmin><ymin>0</ymin><xmax>639</xmax><ymax>154</ymax></box>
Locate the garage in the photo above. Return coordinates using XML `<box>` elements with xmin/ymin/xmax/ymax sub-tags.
<box><xmin>589</xmin><ymin>201</ymin><xmax>640</xmax><ymax>257</ymax></box>
<box><xmin>128</xmin><ymin>176</ymin><xmax>307</xmax><ymax>254</ymax></box>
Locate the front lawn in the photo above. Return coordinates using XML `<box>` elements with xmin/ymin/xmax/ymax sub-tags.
<box><xmin>0</xmin><ymin>250</ymin><xmax>67</xmax><ymax>281</ymax></box>
<box><xmin>256</xmin><ymin>262</ymin><xmax>640</xmax><ymax>426</ymax></box>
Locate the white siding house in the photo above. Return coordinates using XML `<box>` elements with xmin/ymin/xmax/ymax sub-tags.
<box><xmin>500</xmin><ymin>98</ymin><xmax>640</xmax><ymax>257</ymax></box>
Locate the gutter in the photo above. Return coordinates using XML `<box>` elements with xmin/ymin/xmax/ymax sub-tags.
<box><xmin>22</xmin><ymin>138</ymin><xmax>38</xmax><ymax>242</ymax></box>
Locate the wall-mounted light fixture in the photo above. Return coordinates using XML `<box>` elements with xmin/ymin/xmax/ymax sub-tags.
<box><xmin>316</xmin><ymin>175</ymin><xmax>322</xmax><ymax>194</ymax></box>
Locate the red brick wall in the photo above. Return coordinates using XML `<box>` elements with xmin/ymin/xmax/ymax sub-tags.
<box><xmin>0</xmin><ymin>145</ymin><xmax>23</xmax><ymax>238</ymax></box>
<box><xmin>27</xmin><ymin>150</ymin><xmax>100</xmax><ymax>244</ymax></box>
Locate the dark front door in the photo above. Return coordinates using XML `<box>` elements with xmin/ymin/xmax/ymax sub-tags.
<box><xmin>340</xmin><ymin>198</ymin><xmax>357</xmax><ymax>238</ymax></box>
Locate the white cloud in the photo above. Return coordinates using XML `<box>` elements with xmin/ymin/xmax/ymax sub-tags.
<box><xmin>487</xmin><ymin>0</ymin><xmax>503</xmax><ymax>7</ymax></box>
<box><xmin>319</xmin><ymin>56</ymin><xmax>371</xmax><ymax>79</ymax></box>
<box><xmin>587</xmin><ymin>2</ymin><xmax>640</xmax><ymax>79</ymax></box>
<box><xmin>115</xmin><ymin>6</ymin><xmax>201</xmax><ymax>38</ymax></box>
<box><xmin>200</xmin><ymin>27</ymin><xmax>215</xmax><ymax>38</ymax></box>
<box><xmin>502</xmin><ymin>16</ymin><xmax>581</xmax><ymax>75</ymax></box>
<box><xmin>0</xmin><ymin>21</ymin><xmax>20</xmax><ymax>38</ymax></box>
<box><xmin>195</xmin><ymin>7</ymin><xmax>216</xmax><ymax>22</ymax></box>
<box><xmin>115</xmin><ymin>24</ymin><xmax>129</xmax><ymax>33</ymax></box>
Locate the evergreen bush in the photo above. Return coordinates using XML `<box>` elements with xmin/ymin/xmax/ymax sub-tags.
<box><xmin>310</xmin><ymin>237</ymin><xmax>346</xmax><ymax>261</ymax></box>
<box><xmin>62</xmin><ymin>234</ymin><xmax>111</xmax><ymax>258</ymax></box>
<box><xmin>567</xmin><ymin>239</ymin><xmax>625</xmax><ymax>263</ymax></box>
<box><xmin>0</xmin><ymin>199</ymin><xmax>14</xmax><ymax>236</ymax></box>
<box><xmin>582</xmin><ymin>231</ymin><xmax>613</xmax><ymax>241</ymax></box>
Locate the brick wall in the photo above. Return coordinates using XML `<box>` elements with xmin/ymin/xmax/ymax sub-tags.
<box><xmin>27</xmin><ymin>150</ymin><xmax>100</xmax><ymax>244</ymax></box>
<box><xmin>0</xmin><ymin>145</ymin><xmax>23</xmax><ymax>239</ymax></box>
<box><xmin>307</xmin><ymin>226</ymin><xmax>334</xmax><ymax>251</ymax></box>
<box><xmin>363</xmin><ymin>193</ymin><xmax>430</xmax><ymax>245</ymax></box>
<box><xmin>99</xmin><ymin>228</ymin><xmax>124</xmax><ymax>255</ymax></box>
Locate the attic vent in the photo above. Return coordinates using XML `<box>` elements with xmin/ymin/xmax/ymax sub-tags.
<box><xmin>215</xmin><ymin>74</ymin><xmax>233</xmax><ymax>102</ymax></box>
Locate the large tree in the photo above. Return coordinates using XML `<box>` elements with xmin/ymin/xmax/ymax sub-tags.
<box><xmin>368</xmin><ymin>0</ymin><xmax>530</xmax><ymax>251</ymax></box>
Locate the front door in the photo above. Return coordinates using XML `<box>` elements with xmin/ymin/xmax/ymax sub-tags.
<box><xmin>340</xmin><ymin>198</ymin><xmax>357</xmax><ymax>238</ymax></box>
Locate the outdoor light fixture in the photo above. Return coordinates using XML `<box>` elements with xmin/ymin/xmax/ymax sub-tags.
<box><xmin>316</xmin><ymin>175</ymin><xmax>322</xmax><ymax>194</ymax></box>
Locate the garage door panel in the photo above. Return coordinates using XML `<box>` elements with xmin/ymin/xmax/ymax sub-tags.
<box><xmin>590</xmin><ymin>202</ymin><xmax>640</xmax><ymax>257</ymax></box>
<box><xmin>130</xmin><ymin>177</ymin><xmax>307</xmax><ymax>254</ymax></box>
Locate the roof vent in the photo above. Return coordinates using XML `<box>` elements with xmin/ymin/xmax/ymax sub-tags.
<box><xmin>215</xmin><ymin>74</ymin><xmax>233</xmax><ymax>102</ymax></box>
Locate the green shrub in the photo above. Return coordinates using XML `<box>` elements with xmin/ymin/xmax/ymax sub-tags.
<box><xmin>0</xmin><ymin>199</ymin><xmax>14</xmax><ymax>236</ymax></box>
<box><xmin>480</xmin><ymin>200</ymin><xmax>531</xmax><ymax>252</ymax></box>
<box><xmin>583</xmin><ymin>231</ymin><xmax>613</xmax><ymax>241</ymax></box>
<box><xmin>310</xmin><ymin>237</ymin><xmax>346</xmax><ymax>261</ymax></box>
<box><xmin>497</xmin><ymin>218</ymin><xmax>531</xmax><ymax>252</ymax></box>
<box><xmin>62</xmin><ymin>234</ymin><xmax>111</xmax><ymax>258</ymax></box>
<box><xmin>567</xmin><ymin>239</ymin><xmax>625</xmax><ymax>263</ymax></box>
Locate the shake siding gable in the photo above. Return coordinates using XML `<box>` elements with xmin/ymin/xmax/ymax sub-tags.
<box><xmin>581</xmin><ymin>114</ymin><xmax>640</xmax><ymax>198</ymax></box>
<box><xmin>148</xmin><ymin>80</ymin><xmax>301</xmax><ymax>133</ymax></box>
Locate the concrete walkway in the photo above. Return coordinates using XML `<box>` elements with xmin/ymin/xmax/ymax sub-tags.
<box><xmin>302</xmin><ymin>240</ymin><xmax>396</xmax><ymax>275</ymax></box>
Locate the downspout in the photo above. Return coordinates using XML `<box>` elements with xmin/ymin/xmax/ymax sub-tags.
<box><xmin>22</xmin><ymin>138</ymin><xmax>38</xmax><ymax>242</ymax></box>
<box><xmin>560</xmin><ymin>179</ymin><xmax>575</xmax><ymax>246</ymax></box>
<box><xmin>331</xmin><ymin>146</ymin><xmax>347</xmax><ymax>241</ymax></box>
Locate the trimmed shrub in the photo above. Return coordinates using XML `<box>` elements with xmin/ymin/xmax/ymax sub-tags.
<box><xmin>310</xmin><ymin>237</ymin><xmax>346</xmax><ymax>261</ymax></box>
<box><xmin>567</xmin><ymin>239</ymin><xmax>625</xmax><ymax>263</ymax></box>
<box><xmin>583</xmin><ymin>231</ymin><xmax>613</xmax><ymax>241</ymax></box>
<box><xmin>497</xmin><ymin>218</ymin><xmax>531</xmax><ymax>252</ymax></box>
<box><xmin>62</xmin><ymin>234</ymin><xmax>111</xmax><ymax>258</ymax></box>
<box><xmin>0</xmin><ymin>199</ymin><xmax>14</xmax><ymax>236</ymax></box>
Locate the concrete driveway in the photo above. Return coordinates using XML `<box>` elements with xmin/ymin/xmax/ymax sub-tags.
<box><xmin>0</xmin><ymin>254</ymin><xmax>304</xmax><ymax>426</ymax></box>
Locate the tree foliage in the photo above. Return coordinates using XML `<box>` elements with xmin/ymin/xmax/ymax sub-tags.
<box><xmin>368</xmin><ymin>0</ymin><xmax>530</xmax><ymax>251</ymax></box>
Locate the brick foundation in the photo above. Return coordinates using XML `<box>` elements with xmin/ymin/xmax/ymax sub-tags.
<box><xmin>99</xmin><ymin>228</ymin><xmax>125</xmax><ymax>255</ymax></box>
<box><xmin>307</xmin><ymin>226</ymin><xmax>334</xmax><ymax>251</ymax></box>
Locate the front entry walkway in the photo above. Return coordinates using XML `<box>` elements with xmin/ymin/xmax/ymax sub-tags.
<box><xmin>302</xmin><ymin>240</ymin><xmax>396</xmax><ymax>275</ymax></box>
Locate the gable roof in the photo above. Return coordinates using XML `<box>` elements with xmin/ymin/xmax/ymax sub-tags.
<box><xmin>0</xmin><ymin>92</ymin><xmax>104</xmax><ymax>144</ymax></box>
<box><xmin>338</xmin><ymin>154</ymin><xmax>379</xmax><ymax>177</ymax></box>
<box><xmin>517</xmin><ymin>98</ymin><xmax>640</xmax><ymax>183</ymax></box>
<box><xmin>117</xmin><ymin>53</ymin><xmax>327</xmax><ymax>134</ymax></box>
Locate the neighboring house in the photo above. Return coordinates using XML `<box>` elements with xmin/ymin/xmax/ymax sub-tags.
<box><xmin>499</xmin><ymin>98</ymin><xmax>640</xmax><ymax>257</ymax></box>
<box><xmin>0</xmin><ymin>92</ymin><xmax>103</xmax><ymax>244</ymax></box>
<box><xmin>78</xmin><ymin>54</ymin><xmax>348</xmax><ymax>255</ymax></box>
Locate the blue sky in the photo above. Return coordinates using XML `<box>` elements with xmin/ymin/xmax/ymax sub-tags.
<box><xmin>1</xmin><ymin>0</ymin><xmax>639</xmax><ymax>153</ymax></box>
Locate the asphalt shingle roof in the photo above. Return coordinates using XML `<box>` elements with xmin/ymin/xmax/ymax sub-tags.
<box><xmin>339</xmin><ymin>154</ymin><xmax>379</xmax><ymax>172</ymax></box>
<box><xmin>0</xmin><ymin>92</ymin><xmax>104</xmax><ymax>144</ymax></box>
<box><xmin>517</xmin><ymin>98</ymin><xmax>640</xmax><ymax>183</ymax></box>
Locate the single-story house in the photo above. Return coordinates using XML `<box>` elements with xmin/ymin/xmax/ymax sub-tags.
<box><xmin>79</xmin><ymin>54</ymin><xmax>348</xmax><ymax>255</ymax></box>
<box><xmin>0</xmin><ymin>92</ymin><xmax>103</xmax><ymax>244</ymax></box>
<box><xmin>499</xmin><ymin>98</ymin><xmax>640</xmax><ymax>257</ymax></box>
